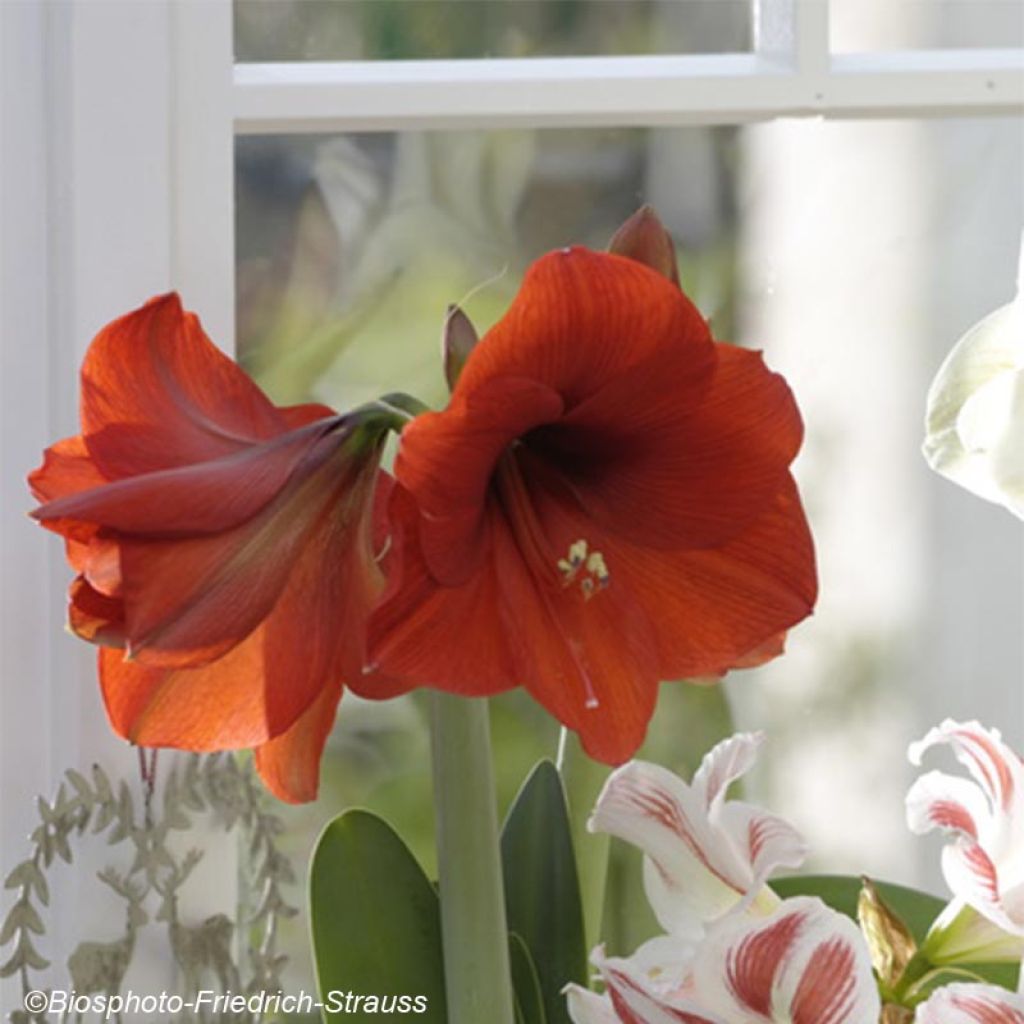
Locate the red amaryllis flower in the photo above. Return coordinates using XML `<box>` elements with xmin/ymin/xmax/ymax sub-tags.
<box><xmin>29</xmin><ymin>295</ymin><xmax>391</xmax><ymax>803</ymax></box>
<box><xmin>364</xmin><ymin>211</ymin><xmax>817</xmax><ymax>763</ymax></box>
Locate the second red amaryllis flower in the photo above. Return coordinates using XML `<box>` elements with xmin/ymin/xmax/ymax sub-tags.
<box><xmin>364</xmin><ymin>212</ymin><xmax>818</xmax><ymax>763</ymax></box>
<box><xmin>30</xmin><ymin>295</ymin><xmax>392</xmax><ymax>803</ymax></box>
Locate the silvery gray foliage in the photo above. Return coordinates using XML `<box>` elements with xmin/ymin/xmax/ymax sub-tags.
<box><xmin>1</xmin><ymin>754</ymin><xmax>297</xmax><ymax>1022</ymax></box>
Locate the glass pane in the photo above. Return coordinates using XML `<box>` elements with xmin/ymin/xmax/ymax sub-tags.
<box><xmin>234</xmin><ymin>0</ymin><xmax>752</xmax><ymax>61</ymax></box>
<box><xmin>832</xmin><ymin>0</ymin><xmax>1024</xmax><ymax>52</ymax></box>
<box><xmin>236</xmin><ymin>116</ymin><xmax>1024</xmax><ymax>983</ymax></box>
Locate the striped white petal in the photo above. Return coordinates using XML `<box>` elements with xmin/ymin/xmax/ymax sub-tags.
<box><xmin>914</xmin><ymin>983</ymin><xmax>1024</xmax><ymax>1024</ymax></box>
<box><xmin>690</xmin><ymin>896</ymin><xmax>880</xmax><ymax>1024</ymax></box>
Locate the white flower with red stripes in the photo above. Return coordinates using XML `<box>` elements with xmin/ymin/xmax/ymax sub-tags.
<box><xmin>914</xmin><ymin>982</ymin><xmax>1024</xmax><ymax>1023</ymax></box>
<box><xmin>567</xmin><ymin>734</ymin><xmax>878</xmax><ymax>1023</ymax></box>
<box><xmin>906</xmin><ymin>719</ymin><xmax>1024</xmax><ymax>965</ymax></box>
<box><xmin>566</xmin><ymin>897</ymin><xmax>880</xmax><ymax>1024</ymax></box>
<box><xmin>586</xmin><ymin>732</ymin><xmax>807</xmax><ymax>939</ymax></box>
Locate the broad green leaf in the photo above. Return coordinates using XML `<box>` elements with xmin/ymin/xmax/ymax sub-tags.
<box><xmin>771</xmin><ymin>875</ymin><xmax>944</xmax><ymax>942</ymax></box>
<box><xmin>771</xmin><ymin>874</ymin><xmax>1020</xmax><ymax>989</ymax></box>
<box><xmin>502</xmin><ymin>761</ymin><xmax>586</xmax><ymax>1024</ymax></box>
<box><xmin>310</xmin><ymin>810</ymin><xmax>446</xmax><ymax>1023</ymax></box>
<box><xmin>509</xmin><ymin>932</ymin><xmax>547</xmax><ymax>1024</ymax></box>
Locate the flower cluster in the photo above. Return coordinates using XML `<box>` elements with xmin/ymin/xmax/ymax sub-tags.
<box><xmin>566</xmin><ymin>724</ymin><xmax>1024</xmax><ymax>1023</ymax></box>
<box><xmin>28</xmin><ymin>210</ymin><xmax>816</xmax><ymax>802</ymax></box>
<box><xmin>566</xmin><ymin>733</ymin><xmax>881</xmax><ymax>1023</ymax></box>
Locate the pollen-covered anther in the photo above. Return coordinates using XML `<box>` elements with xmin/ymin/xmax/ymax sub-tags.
<box><xmin>557</xmin><ymin>539</ymin><xmax>610</xmax><ymax>599</ymax></box>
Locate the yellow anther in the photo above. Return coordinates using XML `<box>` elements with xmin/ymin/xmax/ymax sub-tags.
<box><xmin>568</xmin><ymin>539</ymin><xmax>588</xmax><ymax>567</ymax></box>
<box><xmin>557</xmin><ymin>539</ymin><xmax>610</xmax><ymax>598</ymax></box>
<box><xmin>586</xmin><ymin>551</ymin><xmax>609</xmax><ymax>582</ymax></box>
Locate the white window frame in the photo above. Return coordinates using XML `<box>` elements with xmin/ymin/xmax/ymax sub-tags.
<box><xmin>1</xmin><ymin>0</ymin><xmax>1022</xmax><ymax>996</ymax></box>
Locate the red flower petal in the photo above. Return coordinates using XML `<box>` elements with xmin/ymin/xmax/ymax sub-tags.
<box><xmin>457</xmin><ymin>248</ymin><xmax>715</xmax><ymax>414</ymax></box>
<box><xmin>99</xmin><ymin>468</ymin><xmax>382</xmax><ymax>754</ymax></box>
<box><xmin>396</xmin><ymin>375</ymin><xmax>564</xmax><ymax>585</ymax></box>
<box><xmin>69</xmin><ymin>577</ymin><xmax>124</xmax><ymax>646</ymax></box>
<box><xmin>33</xmin><ymin>418</ymin><xmax>340</xmax><ymax>538</ymax></box>
<box><xmin>100</xmin><ymin>637</ymin><xmax>273</xmax><ymax>749</ymax></box>
<box><xmin>254</xmin><ymin>681</ymin><xmax>343</xmax><ymax>804</ymax></box>
<box><xmin>374</xmin><ymin>439</ymin><xmax>813</xmax><ymax>764</ymax></box>
<box><xmin>362</xmin><ymin>485</ymin><xmax>523</xmax><ymax>699</ymax></box>
<box><xmin>601</xmin><ymin>474</ymin><xmax>817</xmax><ymax>679</ymax></box>
<box><xmin>110</xmin><ymin>426</ymin><xmax>372</xmax><ymax>669</ymax></box>
<box><xmin>370</xmin><ymin>472</ymin><xmax>660</xmax><ymax>762</ymax></box>
<box><xmin>555</xmin><ymin>344</ymin><xmax>803</xmax><ymax>550</ymax></box>
<box><xmin>79</xmin><ymin>293</ymin><xmax>287</xmax><ymax>477</ymax></box>
<box><xmin>28</xmin><ymin>435</ymin><xmax>107</xmax><ymax>502</ymax></box>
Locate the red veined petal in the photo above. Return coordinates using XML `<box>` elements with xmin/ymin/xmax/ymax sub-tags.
<box><xmin>28</xmin><ymin>435</ymin><xmax>108</xmax><ymax>502</ymax></box>
<box><xmin>368</xmin><ymin>476</ymin><xmax>660</xmax><ymax>760</ymax></box>
<box><xmin>554</xmin><ymin>344</ymin><xmax>804</xmax><ymax>551</ymax></box>
<box><xmin>730</xmin><ymin>630</ymin><xmax>787</xmax><ymax>670</ymax></box>
<box><xmin>80</xmin><ymin>293</ymin><xmax>286</xmax><ymax>477</ymax></box>
<box><xmin>100</xmin><ymin>638</ymin><xmax>274</xmax><ymax>750</ymax></box>
<box><xmin>116</xmin><ymin>426</ymin><xmax>371</xmax><ymax>668</ymax></box>
<box><xmin>362</xmin><ymin>485</ymin><xmax>523</xmax><ymax>699</ymax></box>
<box><xmin>279</xmin><ymin>401</ymin><xmax>339</xmax><ymax>428</ymax></box>
<box><xmin>68</xmin><ymin>577</ymin><xmax>125</xmax><ymax>646</ymax></box>
<box><xmin>99</xmin><ymin>455</ymin><xmax>380</xmax><ymax>757</ymax></box>
<box><xmin>33</xmin><ymin>417</ymin><xmax>340</xmax><ymax>538</ymax></box>
<box><xmin>457</xmin><ymin>248</ymin><xmax>715</xmax><ymax>416</ymax></box>
<box><xmin>254</xmin><ymin>680</ymin><xmax>343</xmax><ymax>804</ymax></box>
<box><xmin>396</xmin><ymin>375</ymin><xmax>564</xmax><ymax>585</ymax></box>
<box><xmin>600</xmin><ymin>473</ymin><xmax>816</xmax><ymax>679</ymax></box>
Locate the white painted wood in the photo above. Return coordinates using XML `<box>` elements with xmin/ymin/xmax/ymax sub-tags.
<box><xmin>233</xmin><ymin>48</ymin><xmax>1024</xmax><ymax>134</ymax></box>
<box><xmin>755</xmin><ymin>0</ymin><xmax>830</xmax><ymax>77</ymax></box>
<box><xmin>1</xmin><ymin>0</ymin><xmax>236</xmax><ymax>1002</ymax></box>
<box><xmin>171</xmin><ymin>0</ymin><xmax>235</xmax><ymax>345</ymax></box>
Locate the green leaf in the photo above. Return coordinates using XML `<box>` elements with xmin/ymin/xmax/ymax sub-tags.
<box><xmin>310</xmin><ymin>810</ymin><xmax>447</xmax><ymax>1024</ymax></box>
<box><xmin>509</xmin><ymin>933</ymin><xmax>547</xmax><ymax>1024</ymax></box>
<box><xmin>501</xmin><ymin>761</ymin><xmax>586</xmax><ymax>1024</ymax></box>
<box><xmin>771</xmin><ymin>875</ymin><xmax>945</xmax><ymax>942</ymax></box>
<box><xmin>909</xmin><ymin>958</ymin><xmax>1019</xmax><ymax>999</ymax></box>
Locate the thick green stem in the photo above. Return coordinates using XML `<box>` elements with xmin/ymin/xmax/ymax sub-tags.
<box><xmin>430</xmin><ymin>693</ymin><xmax>516</xmax><ymax>1024</ymax></box>
<box><xmin>560</xmin><ymin>732</ymin><xmax>611</xmax><ymax>952</ymax></box>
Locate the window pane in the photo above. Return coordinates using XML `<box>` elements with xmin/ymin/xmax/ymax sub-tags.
<box><xmin>831</xmin><ymin>0</ymin><xmax>1024</xmax><ymax>52</ymax></box>
<box><xmin>236</xmin><ymin>116</ymin><xmax>1024</xmax><ymax>980</ymax></box>
<box><xmin>234</xmin><ymin>0</ymin><xmax>752</xmax><ymax>61</ymax></box>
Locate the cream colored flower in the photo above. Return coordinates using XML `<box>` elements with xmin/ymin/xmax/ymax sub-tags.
<box><xmin>923</xmin><ymin>233</ymin><xmax>1024</xmax><ymax>517</ymax></box>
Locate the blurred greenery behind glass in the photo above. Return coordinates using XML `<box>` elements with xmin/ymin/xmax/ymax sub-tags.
<box><xmin>234</xmin><ymin>0</ymin><xmax>751</xmax><ymax>61</ymax></box>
